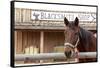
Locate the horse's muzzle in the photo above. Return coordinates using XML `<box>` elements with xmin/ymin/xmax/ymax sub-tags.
<box><xmin>64</xmin><ymin>46</ymin><xmax>74</xmax><ymax>58</ymax></box>
<box><xmin>64</xmin><ymin>50</ymin><xmax>72</xmax><ymax>58</ymax></box>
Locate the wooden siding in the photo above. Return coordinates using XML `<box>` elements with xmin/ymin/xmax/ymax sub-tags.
<box><xmin>15</xmin><ymin>31</ymin><xmax>65</xmax><ymax>54</ymax></box>
<box><xmin>22</xmin><ymin>9</ymin><xmax>31</xmax><ymax>22</ymax></box>
<box><xmin>15</xmin><ymin>8</ymin><xmax>22</xmax><ymax>22</ymax></box>
<box><xmin>15</xmin><ymin>30</ymin><xmax>65</xmax><ymax>63</ymax></box>
<box><xmin>15</xmin><ymin>8</ymin><xmax>31</xmax><ymax>23</ymax></box>
<box><xmin>15</xmin><ymin>8</ymin><xmax>96</xmax><ymax>30</ymax></box>
<box><xmin>15</xmin><ymin>30</ymin><xmax>40</xmax><ymax>54</ymax></box>
<box><xmin>44</xmin><ymin>32</ymin><xmax>64</xmax><ymax>53</ymax></box>
<box><xmin>15</xmin><ymin>31</ymin><xmax>23</xmax><ymax>54</ymax></box>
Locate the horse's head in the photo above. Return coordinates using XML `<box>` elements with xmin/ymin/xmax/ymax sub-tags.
<box><xmin>64</xmin><ymin>17</ymin><xmax>80</xmax><ymax>58</ymax></box>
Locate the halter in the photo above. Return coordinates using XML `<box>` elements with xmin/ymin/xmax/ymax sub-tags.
<box><xmin>64</xmin><ymin>36</ymin><xmax>80</xmax><ymax>58</ymax></box>
<box><xmin>64</xmin><ymin>36</ymin><xmax>79</xmax><ymax>49</ymax></box>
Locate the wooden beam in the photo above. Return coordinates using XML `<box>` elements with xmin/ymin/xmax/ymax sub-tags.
<box><xmin>40</xmin><ymin>31</ymin><xmax>44</xmax><ymax>63</ymax></box>
<box><xmin>40</xmin><ymin>31</ymin><xmax>44</xmax><ymax>53</ymax></box>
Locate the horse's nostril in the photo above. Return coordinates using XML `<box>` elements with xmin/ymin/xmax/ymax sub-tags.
<box><xmin>68</xmin><ymin>50</ymin><xmax>72</xmax><ymax>56</ymax></box>
<box><xmin>64</xmin><ymin>50</ymin><xmax>72</xmax><ymax>58</ymax></box>
<box><xmin>69</xmin><ymin>50</ymin><xmax>72</xmax><ymax>55</ymax></box>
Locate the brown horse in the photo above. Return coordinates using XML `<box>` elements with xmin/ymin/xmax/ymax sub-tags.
<box><xmin>64</xmin><ymin>17</ymin><xmax>97</xmax><ymax>62</ymax></box>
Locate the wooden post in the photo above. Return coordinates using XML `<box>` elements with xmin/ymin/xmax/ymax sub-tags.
<box><xmin>17</xmin><ymin>31</ymin><xmax>23</xmax><ymax>54</ymax></box>
<box><xmin>40</xmin><ymin>31</ymin><xmax>44</xmax><ymax>63</ymax></box>
<box><xmin>14</xmin><ymin>31</ymin><xmax>17</xmax><ymax>54</ymax></box>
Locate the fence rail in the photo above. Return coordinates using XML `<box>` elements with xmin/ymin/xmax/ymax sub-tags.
<box><xmin>15</xmin><ymin>52</ymin><xmax>96</xmax><ymax>61</ymax></box>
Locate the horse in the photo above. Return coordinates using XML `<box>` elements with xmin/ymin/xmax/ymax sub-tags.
<box><xmin>63</xmin><ymin>17</ymin><xmax>97</xmax><ymax>62</ymax></box>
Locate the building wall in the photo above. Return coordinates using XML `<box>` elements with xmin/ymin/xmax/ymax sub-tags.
<box><xmin>15</xmin><ymin>30</ymin><xmax>65</xmax><ymax>63</ymax></box>
<box><xmin>15</xmin><ymin>8</ymin><xmax>96</xmax><ymax>30</ymax></box>
<box><xmin>44</xmin><ymin>32</ymin><xmax>64</xmax><ymax>53</ymax></box>
<box><xmin>15</xmin><ymin>8</ymin><xmax>31</xmax><ymax>23</ymax></box>
<box><xmin>14</xmin><ymin>8</ymin><xmax>97</xmax><ymax>63</ymax></box>
<box><xmin>15</xmin><ymin>30</ymin><xmax>40</xmax><ymax>54</ymax></box>
<box><xmin>15</xmin><ymin>30</ymin><xmax>65</xmax><ymax>54</ymax></box>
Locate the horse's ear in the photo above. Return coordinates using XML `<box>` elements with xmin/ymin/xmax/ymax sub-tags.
<box><xmin>74</xmin><ymin>17</ymin><xmax>79</xmax><ymax>26</ymax></box>
<box><xmin>64</xmin><ymin>17</ymin><xmax>69</xmax><ymax>26</ymax></box>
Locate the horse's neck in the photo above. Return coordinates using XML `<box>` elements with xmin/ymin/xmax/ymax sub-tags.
<box><xmin>78</xmin><ymin>28</ymin><xmax>90</xmax><ymax>52</ymax></box>
<box><xmin>79</xmin><ymin>27</ymin><xmax>88</xmax><ymax>43</ymax></box>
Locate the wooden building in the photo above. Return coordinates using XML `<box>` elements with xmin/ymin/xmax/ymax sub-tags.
<box><xmin>14</xmin><ymin>8</ymin><xmax>96</xmax><ymax>64</ymax></box>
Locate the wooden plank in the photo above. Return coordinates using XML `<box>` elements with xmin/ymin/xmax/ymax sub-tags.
<box><xmin>15</xmin><ymin>8</ymin><xmax>22</xmax><ymax>22</ymax></box>
<box><xmin>22</xmin><ymin>31</ymin><xmax>40</xmax><ymax>63</ymax></box>
<box><xmin>15</xmin><ymin>30</ymin><xmax>24</xmax><ymax>64</ymax></box>
<box><xmin>22</xmin><ymin>9</ymin><xmax>31</xmax><ymax>22</ymax></box>
<box><xmin>43</xmin><ymin>32</ymin><xmax>65</xmax><ymax>62</ymax></box>
<box><xmin>15</xmin><ymin>25</ymin><xmax>96</xmax><ymax>30</ymax></box>
<box><xmin>22</xmin><ymin>31</ymin><xmax>28</xmax><ymax>54</ymax></box>
<box><xmin>29</xmin><ymin>31</ymin><xmax>34</xmax><ymax>55</ymax></box>
<box><xmin>40</xmin><ymin>31</ymin><xmax>44</xmax><ymax>53</ymax></box>
<box><xmin>17</xmin><ymin>31</ymin><xmax>23</xmax><ymax>54</ymax></box>
<box><xmin>40</xmin><ymin>31</ymin><xmax>44</xmax><ymax>63</ymax></box>
<box><xmin>14</xmin><ymin>31</ymin><xmax>17</xmax><ymax>54</ymax></box>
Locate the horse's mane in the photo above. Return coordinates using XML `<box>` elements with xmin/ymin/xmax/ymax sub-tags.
<box><xmin>79</xmin><ymin>27</ymin><xmax>93</xmax><ymax>49</ymax></box>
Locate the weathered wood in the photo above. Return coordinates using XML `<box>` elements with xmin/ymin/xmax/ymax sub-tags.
<box><xmin>40</xmin><ymin>31</ymin><xmax>44</xmax><ymax>53</ymax></box>
<box><xmin>22</xmin><ymin>31</ymin><xmax>28</xmax><ymax>54</ymax></box>
<box><xmin>15</xmin><ymin>31</ymin><xmax>24</xmax><ymax>64</ymax></box>
<box><xmin>14</xmin><ymin>31</ymin><xmax>17</xmax><ymax>54</ymax></box>
<box><xmin>22</xmin><ymin>9</ymin><xmax>31</xmax><ymax>22</ymax></box>
<box><xmin>17</xmin><ymin>31</ymin><xmax>23</xmax><ymax>54</ymax></box>
<box><xmin>15</xmin><ymin>25</ymin><xmax>96</xmax><ymax>30</ymax></box>
<box><xmin>15</xmin><ymin>8</ymin><xmax>22</xmax><ymax>22</ymax></box>
<box><xmin>15</xmin><ymin>8</ymin><xmax>96</xmax><ymax>30</ymax></box>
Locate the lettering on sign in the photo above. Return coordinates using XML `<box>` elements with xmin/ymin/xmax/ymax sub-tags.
<box><xmin>31</xmin><ymin>10</ymin><xmax>96</xmax><ymax>22</ymax></box>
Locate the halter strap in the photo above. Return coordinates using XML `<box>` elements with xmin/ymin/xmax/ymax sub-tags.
<box><xmin>64</xmin><ymin>36</ymin><xmax>79</xmax><ymax>48</ymax></box>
